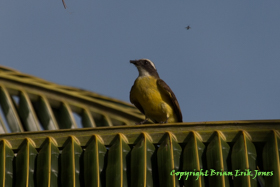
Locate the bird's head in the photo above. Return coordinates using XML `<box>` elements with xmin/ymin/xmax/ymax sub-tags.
<box><xmin>130</xmin><ymin>59</ymin><xmax>159</xmax><ymax>78</ymax></box>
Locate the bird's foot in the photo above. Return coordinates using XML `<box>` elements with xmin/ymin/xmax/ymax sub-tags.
<box><xmin>159</xmin><ymin>117</ymin><xmax>169</xmax><ymax>124</ymax></box>
<box><xmin>135</xmin><ymin>118</ymin><xmax>149</xmax><ymax>125</ymax></box>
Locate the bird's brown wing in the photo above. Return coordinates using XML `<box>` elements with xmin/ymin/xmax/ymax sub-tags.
<box><xmin>130</xmin><ymin>85</ymin><xmax>145</xmax><ymax>115</ymax></box>
<box><xmin>157</xmin><ymin>79</ymin><xmax>183</xmax><ymax>122</ymax></box>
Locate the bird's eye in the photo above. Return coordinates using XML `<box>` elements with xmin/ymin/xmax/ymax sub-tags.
<box><xmin>144</xmin><ymin>61</ymin><xmax>148</xmax><ymax>65</ymax></box>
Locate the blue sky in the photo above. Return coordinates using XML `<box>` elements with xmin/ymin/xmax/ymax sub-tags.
<box><xmin>1</xmin><ymin>1</ymin><xmax>279</xmax><ymax>122</ymax></box>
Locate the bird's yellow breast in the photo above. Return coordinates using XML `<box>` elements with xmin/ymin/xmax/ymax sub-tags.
<box><xmin>131</xmin><ymin>76</ymin><xmax>177</xmax><ymax>122</ymax></box>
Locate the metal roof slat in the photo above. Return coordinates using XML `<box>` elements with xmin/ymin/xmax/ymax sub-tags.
<box><xmin>206</xmin><ymin>131</ymin><xmax>230</xmax><ymax>187</ymax></box>
<box><xmin>0</xmin><ymin>115</ymin><xmax>7</xmax><ymax>133</ymax></box>
<box><xmin>0</xmin><ymin>87</ymin><xmax>23</xmax><ymax>132</ymax></box>
<box><xmin>18</xmin><ymin>91</ymin><xmax>41</xmax><ymax>131</ymax></box>
<box><xmin>61</xmin><ymin>136</ymin><xmax>82</xmax><ymax>187</ymax></box>
<box><xmin>182</xmin><ymin>131</ymin><xmax>205</xmax><ymax>187</ymax></box>
<box><xmin>106</xmin><ymin>133</ymin><xmax>130</xmax><ymax>187</ymax></box>
<box><xmin>131</xmin><ymin>132</ymin><xmax>155</xmax><ymax>187</ymax></box>
<box><xmin>15</xmin><ymin>138</ymin><xmax>37</xmax><ymax>187</ymax></box>
<box><xmin>157</xmin><ymin>132</ymin><xmax>181</xmax><ymax>187</ymax></box>
<box><xmin>231</xmin><ymin>131</ymin><xmax>257</xmax><ymax>187</ymax></box>
<box><xmin>0</xmin><ymin>140</ymin><xmax>14</xmax><ymax>187</ymax></box>
<box><xmin>262</xmin><ymin>130</ymin><xmax>280</xmax><ymax>187</ymax></box>
<box><xmin>83</xmin><ymin>135</ymin><xmax>106</xmax><ymax>187</ymax></box>
<box><xmin>36</xmin><ymin>137</ymin><xmax>59</xmax><ymax>187</ymax></box>
<box><xmin>53</xmin><ymin>103</ymin><xmax>77</xmax><ymax>129</ymax></box>
<box><xmin>81</xmin><ymin>109</ymin><xmax>96</xmax><ymax>128</ymax></box>
<box><xmin>34</xmin><ymin>96</ymin><xmax>59</xmax><ymax>130</ymax></box>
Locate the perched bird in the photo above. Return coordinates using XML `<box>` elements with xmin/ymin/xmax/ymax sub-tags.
<box><xmin>130</xmin><ymin>59</ymin><xmax>183</xmax><ymax>124</ymax></box>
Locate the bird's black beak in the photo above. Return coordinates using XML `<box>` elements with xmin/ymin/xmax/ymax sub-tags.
<box><xmin>130</xmin><ymin>60</ymin><xmax>139</xmax><ymax>66</ymax></box>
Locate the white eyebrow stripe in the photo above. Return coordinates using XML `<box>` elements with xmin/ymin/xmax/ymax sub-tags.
<box><xmin>141</xmin><ymin>58</ymin><xmax>157</xmax><ymax>70</ymax></box>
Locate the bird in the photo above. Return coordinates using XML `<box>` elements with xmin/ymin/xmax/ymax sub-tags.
<box><xmin>186</xmin><ymin>25</ymin><xmax>191</xmax><ymax>30</ymax></box>
<box><xmin>130</xmin><ymin>59</ymin><xmax>182</xmax><ymax>124</ymax></box>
